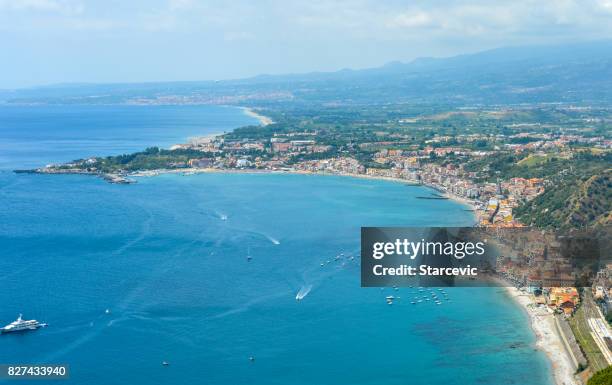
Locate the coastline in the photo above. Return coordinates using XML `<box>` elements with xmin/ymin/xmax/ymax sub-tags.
<box><xmin>174</xmin><ymin>106</ymin><xmax>272</xmax><ymax>147</ymax></box>
<box><xmin>241</xmin><ymin>107</ymin><xmax>273</xmax><ymax>125</ymax></box>
<box><xmin>492</xmin><ymin>277</ymin><xmax>579</xmax><ymax>385</ymax></box>
<box><xmin>128</xmin><ymin>167</ymin><xmax>480</xmax><ymax>214</ymax></box>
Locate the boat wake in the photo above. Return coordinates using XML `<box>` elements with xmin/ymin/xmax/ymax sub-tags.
<box><xmin>295</xmin><ymin>285</ymin><xmax>312</xmax><ymax>301</ymax></box>
<box><xmin>111</xmin><ymin>209</ymin><xmax>154</xmax><ymax>256</ymax></box>
<box><xmin>207</xmin><ymin>291</ymin><xmax>289</xmax><ymax>320</ymax></box>
<box><xmin>265</xmin><ymin>235</ymin><xmax>280</xmax><ymax>245</ymax></box>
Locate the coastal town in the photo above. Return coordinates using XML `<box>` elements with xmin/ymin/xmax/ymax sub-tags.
<box><xmin>29</xmin><ymin>106</ymin><xmax>610</xmax><ymax>231</ymax></box>
<box><xmin>16</xmin><ymin>106</ymin><xmax>612</xmax><ymax>385</ymax></box>
<box><xmin>3</xmin><ymin>2</ymin><xmax>612</xmax><ymax>385</ymax></box>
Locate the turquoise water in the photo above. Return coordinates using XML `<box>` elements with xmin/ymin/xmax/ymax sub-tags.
<box><xmin>0</xmin><ymin>105</ymin><xmax>552</xmax><ymax>385</ymax></box>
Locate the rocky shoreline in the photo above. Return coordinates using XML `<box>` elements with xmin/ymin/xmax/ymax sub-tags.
<box><xmin>15</xmin><ymin>168</ymin><xmax>135</xmax><ymax>184</ymax></box>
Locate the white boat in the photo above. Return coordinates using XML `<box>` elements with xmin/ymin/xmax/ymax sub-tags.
<box><xmin>1</xmin><ymin>314</ymin><xmax>47</xmax><ymax>334</ymax></box>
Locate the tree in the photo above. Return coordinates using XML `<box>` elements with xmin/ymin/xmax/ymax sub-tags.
<box><xmin>588</xmin><ymin>365</ymin><xmax>612</xmax><ymax>385</ymax></box>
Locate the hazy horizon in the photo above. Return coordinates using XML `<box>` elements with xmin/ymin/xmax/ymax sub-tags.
<box><xmin>2</xmin><ymin>0</ymin><xmax>612</xmax><ymax>89</ymax></box>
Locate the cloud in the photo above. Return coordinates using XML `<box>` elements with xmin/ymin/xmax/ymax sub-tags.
<box><xmin>388</xmin><ymin>12</ymin><xmax>433</xmax><ymax>29</ymax></box>
<box><xmin>596</xmin><ymin>0</ymin><xmax>612</xmax><ymax>12</ymax></box>
<box><xmin>0</xmin><ymin>0</ymin><xmax>83</xmax><ymax>14</ymax></box>
<box><xmin>168</xmin><ymin>0</ymin><xmax>194</xmax><ymax>11</ymax></box>
<box><xmin>1</xmin><ymin>0</ymin><xmax>611</xmax><ymax>57</ymax></box>
<box><xmin>2</xmin><ymin>0</ymin><xmax>611</xmax><ymax>39</ymax></box>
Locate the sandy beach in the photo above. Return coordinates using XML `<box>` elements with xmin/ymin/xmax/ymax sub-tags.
<box><xmin>502</xmin><ymin>284</ymin><xmax>579</xmax><ymax>385</ymax></box>
<box><xmin>242</xmin><ymin>107</ymin><xmax>273</xmax><ymax>125</ymax></box>
<box><xmin>128</xmin><ymin>167</ymin><xmax>479</xmax><ymax>213</ymax></box>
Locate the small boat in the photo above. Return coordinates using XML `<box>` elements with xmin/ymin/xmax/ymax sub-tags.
<box><xmin>249</xmin><ymin>357</ymin><xmax>255</xmax><ymax>362</ymax></box>
<box><xmin>105</xmin><ymin>309</ymin><xmax>111</xmax><ymax>314</ymax></box>
<box><xmin>162</xmin><ymin>361</ymin><xmax>169</xmax><ymax>366</ymax></box>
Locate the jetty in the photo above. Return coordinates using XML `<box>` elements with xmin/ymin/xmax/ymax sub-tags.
<box><xmin>416</xmin><ymin>196</ymin><xmax>449</xmax><ymax>200</ymax></box>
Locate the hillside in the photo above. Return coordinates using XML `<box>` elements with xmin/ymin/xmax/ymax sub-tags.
<box><xmin>2</xmin><ymin>41</ymin><xmax>612</xmax><ymax>106</ymax></box>
<box><xmin>515</xmin><ymin>166</ymin><xmax>611</xmax><ymax>229</ymax></box>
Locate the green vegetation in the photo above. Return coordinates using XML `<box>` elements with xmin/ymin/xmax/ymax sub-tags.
<box><xmin>77</xmin><ymin>147</ymin><xmax>217</xmax><ymax>173</ymax></box>
<box><xmin>31</xmin><ymin>103</ymin><xmax>611</xmax><ymax>230</ymax></box>
<box><xmin>569</xmin><ymin>304</ymin><xmax>610</xmax><ymax>372</ymax></box>
<box><xmin>514</xmin><ymin>160</ymin><xmax>611</xmax><ymax>229</ymax></box>
<box><xmin>458</xmin><ymin>149</ymin><xmax>611</xmax><ymax>229</ymax></box>
<box><xmin>230</xmin><ymin>105</ymin><xmax>612</xmax><ymax>150</ymax></box>
<box><xmin>587</xmin><ymin>365</ymin><xmax>612</xmax><ymax>385</ymax></box>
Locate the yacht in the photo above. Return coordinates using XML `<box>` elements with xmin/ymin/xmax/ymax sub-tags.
<box><xmin>1</xmin><ymin>314</ymin><xmax>47</xmax><ymax>334</ymax></box>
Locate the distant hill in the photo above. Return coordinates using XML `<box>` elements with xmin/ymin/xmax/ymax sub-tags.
<box><xmin>2</xmin><ymin>41</ymin><xmax>612</xmax><ymax>106</ymax></box>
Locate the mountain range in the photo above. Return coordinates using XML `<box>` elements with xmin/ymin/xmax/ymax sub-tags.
<box><xmin>2</xmin><ymin>41</ymin><xmax>612</xmax><ymax>106</ymax></box>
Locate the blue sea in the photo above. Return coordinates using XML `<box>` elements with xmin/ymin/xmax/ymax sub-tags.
<box><xmin>0</xmin><ymin>105</ymin><xmax>552</xmax><ymax>385</ymax></box>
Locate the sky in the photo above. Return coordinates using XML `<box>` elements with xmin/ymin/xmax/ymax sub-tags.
<box><xmin>1</xmin><ymin>0</ymin><xmax>612</xmax><ymax>89</ymax></box>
